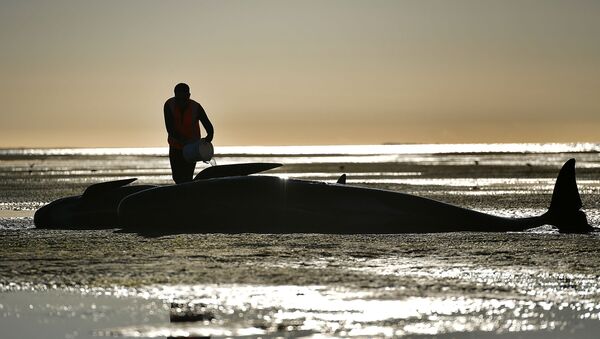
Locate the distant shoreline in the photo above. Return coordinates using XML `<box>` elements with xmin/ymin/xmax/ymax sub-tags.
<box><xmin>1</xmin><ymin>142</ymin><xmax>599</xmax><ymax>157</ymax></box>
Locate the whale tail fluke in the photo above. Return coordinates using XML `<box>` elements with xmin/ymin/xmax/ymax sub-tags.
<box><xmin>544</xmin><ymin>159</ymin><xmax>593</xmax><ymax>233</ymax></box>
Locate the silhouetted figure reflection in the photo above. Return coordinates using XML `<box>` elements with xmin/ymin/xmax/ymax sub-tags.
<box><xmin>164</xmin><ymin>83</ymin><xmax>214</xmax><ymax>184</ymax></box>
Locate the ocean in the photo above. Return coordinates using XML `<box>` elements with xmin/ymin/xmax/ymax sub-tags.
<box><xmin>1</xmin><ymin>143</ymin><xmax>600</xmax><ymax>338</ymax></box>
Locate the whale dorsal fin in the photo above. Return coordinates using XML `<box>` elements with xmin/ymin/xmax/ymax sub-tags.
<box><xmin>82</xmin><ymin>178</ymin><xmax>137</xmax><ymax>199</ymax></box>
<box><xmin>194</xmin><ymin>163</ymin><xmax>282</xmax><ymax>180</ymax></box>
<box><xmin>336</xmin><ymin>174</ymin><xmax>347</xmax><ymax>184</ymax></box>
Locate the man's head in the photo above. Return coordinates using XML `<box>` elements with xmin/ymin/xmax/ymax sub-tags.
<box><xmin>174</xmin><ymin>83</ymin><xmax>191</xmax><ymax>100</ymax></box>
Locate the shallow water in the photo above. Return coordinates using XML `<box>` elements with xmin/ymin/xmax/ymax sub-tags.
<box><xmin>1</xmin><ymin>144</ymin><xmax>600</xmax><ymax>338</ymax></box>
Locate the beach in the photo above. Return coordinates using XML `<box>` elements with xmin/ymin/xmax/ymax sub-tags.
<box><xmin>1</xmin><ymin>144</ymin><xmax>600</xmax><ymax>338</ymax></box>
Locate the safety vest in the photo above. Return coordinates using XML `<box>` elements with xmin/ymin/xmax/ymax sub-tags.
<box><xmin>167</xmin><ymin>98</ymin><xmax>201</xmax><ymax>149</ymax></box>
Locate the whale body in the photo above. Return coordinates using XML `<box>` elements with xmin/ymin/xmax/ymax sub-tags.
<box><xmin>34</xmin><ymin>163</ymin><xmax>281</xmax><ymax>229</ymax></box>
<box><xmin>117</xmin><ymin>159</ymin><xmax>593</xmax><ymax>235</ymax></box>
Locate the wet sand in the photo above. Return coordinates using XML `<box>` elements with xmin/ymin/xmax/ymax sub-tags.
<box><xmin>1</xmin><ymin>145</ymin><xmax>600</xmax><ymax>338</ymax></box>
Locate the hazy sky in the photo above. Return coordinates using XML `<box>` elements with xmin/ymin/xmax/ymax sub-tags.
<box><xmin>1</xmin><ymin>0</ymin><xmax>599</xmax><ymax>147</ymax></box>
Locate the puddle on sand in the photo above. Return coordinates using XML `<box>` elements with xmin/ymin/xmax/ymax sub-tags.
<box><xmin>128</xmin><ymin>284</ymin><xmax>600</xmax><ymax>338</ymax></box>
<box><xmin>4</xmin><ymin>283</ymin><xmax>600</xmax><ymax>338</ymax></box>
<box><xmin>0</xmin><ymin>289</ymin><xmax>166</xmax><ymax>339</ymax></box>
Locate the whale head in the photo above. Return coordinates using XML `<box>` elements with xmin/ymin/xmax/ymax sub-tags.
<box><xmin>34</xmin><ymin>196</ymin><xmax>81</xmax><ymax>229</ymax></box>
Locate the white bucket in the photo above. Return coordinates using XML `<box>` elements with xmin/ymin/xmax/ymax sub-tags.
<box><xmin>183</xmin><ymin>139</ymin><xmax>214</xmax><ymax>163</ymax></box>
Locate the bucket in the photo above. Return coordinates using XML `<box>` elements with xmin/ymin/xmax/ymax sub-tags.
<box><xmin>183</xmin><ymin>139</ymin><xmax>214</xmax><ymax>163</ymax></box>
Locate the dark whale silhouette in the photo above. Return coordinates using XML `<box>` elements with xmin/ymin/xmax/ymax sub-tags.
<box><xmin>33</xmin><ymin>163</ymin><xmax>281</xmax><ymax>229</ymax></box>
<box><xmin>117</xmin><ymin>159</ymin><xmax>593</xmax><ymax>234</ymax></box>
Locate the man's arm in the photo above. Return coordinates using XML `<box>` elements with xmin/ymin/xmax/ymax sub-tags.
<box><xmin>198</xmin><ymin>104</ymin><xmax>214</xmax><ymax>143</ymax></box>
<box><xmin>164</xmin><ymin>101</ymin><xmax>185</xmax><ymax>144</ymax></box>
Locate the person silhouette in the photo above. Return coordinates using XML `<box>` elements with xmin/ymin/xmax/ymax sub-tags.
<box><xmin>164</xmin><ymin>83</ymin><xmax>214</xmax><ymax>184</ymax></box>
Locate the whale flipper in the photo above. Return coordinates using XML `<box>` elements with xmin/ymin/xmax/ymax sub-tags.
<box><xmin>544</xmin><ymin>159</ymin><xmax>592</xmax><ymax>233</ymax></box>
<box><xmin>82</xmin><ymin>178</ymin><xmax>137</xmax><ymax>200</ymax></box>
<box><xmin>336</xmin><ymin>174</ymin><xmax>347</xmax><ymax>184</ymax></box>
<box><xmin>194</xmin><ymin>163</ymin><xmax>282</xmax><ymax>180</ymax></box>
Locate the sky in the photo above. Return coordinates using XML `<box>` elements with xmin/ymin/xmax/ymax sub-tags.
<box><xmin>1</xmin><ymin>0</ymin><xmax>599</xmax><ymax>147</ymax></box>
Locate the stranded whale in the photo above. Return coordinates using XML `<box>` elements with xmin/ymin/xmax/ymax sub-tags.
<box><xmin>117</xmin><ymin>159</ymin><xmax>592</xmax><ymax>234</ymax></box>
<box><xmin>34</xmin><ymin>159</ymin><xmax>593</xmax><ymax>234</ymax></box>
<box><xmin>33</xmin><ymin>163</ymin><xmax>281</xmax><ymax>229</ymax></box>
